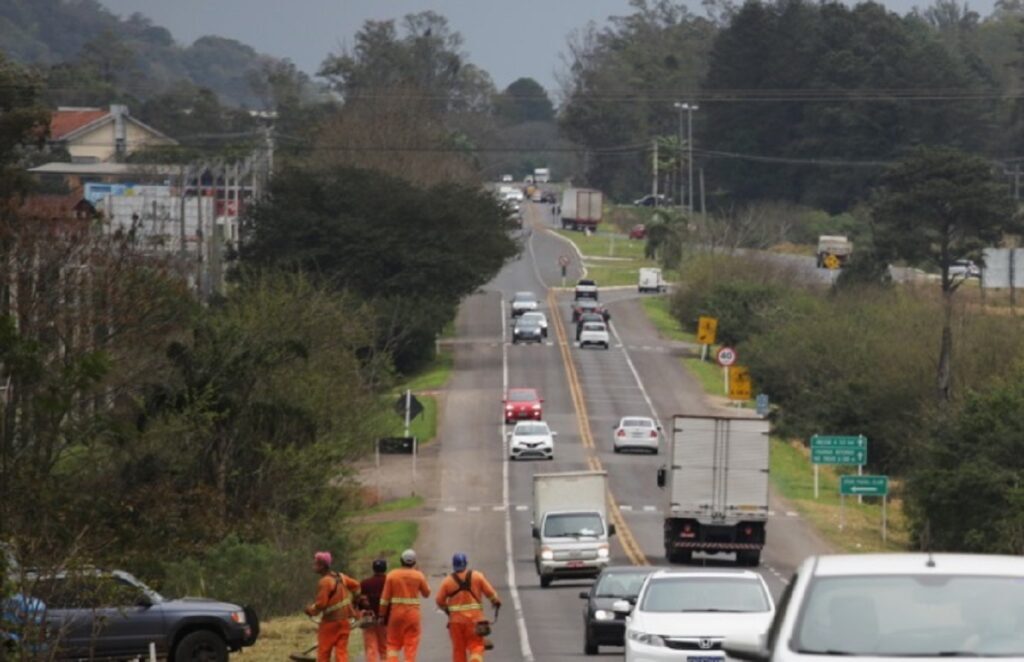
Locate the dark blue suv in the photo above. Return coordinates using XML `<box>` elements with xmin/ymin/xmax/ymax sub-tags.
<box><xmin>27</xmin><ymin>570</ymin><xmax>258</xmax><ymax>661</ymax></box>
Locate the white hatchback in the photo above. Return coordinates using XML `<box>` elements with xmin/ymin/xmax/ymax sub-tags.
<box><xmin>579</xmin><ymin>322</ymin><xmax>610</xmax><ymax>349</ymax></box>
<box><xmin>622</xmin><ymin>569</ymin><xmax>775</xmax><ymax>662</ymax></box>
<box><xmin>613</xmin><ymin>416</ymin><xmax>662</xmax><ymax>453</ymax></box>
<box><xmin>507</xmin><ymin>421</ymin><xmax>556</xmax><ymax>460</ymax></box>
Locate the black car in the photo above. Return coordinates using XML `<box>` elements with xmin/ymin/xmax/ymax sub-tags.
<box><xmin>580</xmin><ymin>566</ymin><xmax>654</xmax><ymax>655</ymax></box>
<box><xmin>30</xmin><ymin>569</ymin><xmax>258</xmax><ymax>661</ymax></box>
<box><xmin>512</xmin><ymin>318</ymin><xmax>544</xmax><ymax>344</ymax></box>
<box><xmin>575</xmin><ymin>312</ymin><xmax>605</xmax><ymax>341</ymax></box>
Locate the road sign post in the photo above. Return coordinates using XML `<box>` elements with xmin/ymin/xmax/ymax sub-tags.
<box><xmin>727</xmin><ymin>366</ymin><xmax>752</xmax><ymax>402</ymax></box>
<box><xmin>559</xmin><ymin>255</ymin><xmax>570</xmax><ymax>288</ymax></box>
<box><xmin>697</xmin><ymin>316</ymin><xmax>717</xmax><ymax>361</ymax></box>
<box><xmin>717</xmin><ymin>346</ymin><xmax>737</xmax><ymax>395</ymax></box>
<box><xmin>811</xmin><ymin>435</ymin><xmax>867</xmax><ymax>499</ymax></box>
<box><xmin>839</xmin><ymin>475</ymin><xmax>889</xmax><ymax>540</ymax></box>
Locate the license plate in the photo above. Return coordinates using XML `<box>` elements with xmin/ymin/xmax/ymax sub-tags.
<box><xmin>687</xmin><ymin>657</ymin><xmax>720</xmax><ymax>662</ymax></box>
<box><xmin>567</xmin><ymin>561</ymin><xmax>585</xmax><ymax>568</ymax></box>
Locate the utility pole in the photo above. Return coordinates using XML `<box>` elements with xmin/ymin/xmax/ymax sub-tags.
<box><xmin>674</xmin><ymin>103</ymin><xmax>685</xmax><ymax>211</ymax></box>
<box><xmin>674</xmin><ymin>102</ymin><xmax>699</xmax><ymax>216</ymax></box>
<box><xmin>652</xmin><ymin>140</ymin><xmax>659</xmax><ymax>203</ymax></box>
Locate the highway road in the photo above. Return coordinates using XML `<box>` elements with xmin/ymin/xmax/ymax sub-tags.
<box><xmin>407</xmin><ymin>202</ymin><xmax>831</xmax><ymax>661</ymax></box>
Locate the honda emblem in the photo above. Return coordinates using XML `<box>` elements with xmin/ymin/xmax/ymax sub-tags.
<box><xmin>699</xmin><ymin>638</ymin><xmax>714</xmax><ymax>650</ymax></box>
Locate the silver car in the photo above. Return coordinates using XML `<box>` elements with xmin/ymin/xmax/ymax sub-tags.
<box><xmin>520</xmin><ymin>311</ymin><xmax>549</xmax><ymax>338</ymax></box>
<box><xmin>725</xmin><ymin>553</ymin><xmax>1024</xmax><ymax>662</ymax></box>
<box><xmin>613</xmin><ymin>416</ymin><xmax>661</xmax><ymax>453</ymax></box>
<box><xmin>507</xmin><ymin>421</ymin><xmax>556</xmax><ymax>460</ymax></box>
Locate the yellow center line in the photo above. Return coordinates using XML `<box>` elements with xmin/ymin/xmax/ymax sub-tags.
<box><xmin>548</xmin><ymin>290</ymin><xmax>649</xmax><ymax>566</ymax></box>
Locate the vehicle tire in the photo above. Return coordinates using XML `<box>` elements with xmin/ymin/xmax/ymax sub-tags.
<box><xmin>540</xmin><ymin>574</ymin><xmax>553</xmax><ymax>588</ymax></box>
<box><xmin>738</xmin><ymin>550</ymin><xmax>761</xmax><ymax>567</ymax></box>
<box><xmin>174</xmin><ymin>630</ymin><xmax>227</xmax><ymax>662</ymax></box>
<box><xmin>584</xmin><ymin>630</ymin><xmax>599</xmax><ymax>656</ymax></box>
<box><xmin>668</xmin><ymin>549</ymin><xmax>692</xmax><ymax>564</ymax></box>
<box><xmin>602</xmin><ymin>343</ymin><xmax>609</xmax><ymax>350</ymax></box>
<box><xmin>613</xmin><ymin>445</ymin><xmax>620</xmax><ymax>454</ymax></box>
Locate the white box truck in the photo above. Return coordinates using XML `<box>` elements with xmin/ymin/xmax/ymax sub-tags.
<box><xmin>560</xmin><ymin>188</ymin><xmax>603</xmax><ymax>232</ymax></box>
<box><xmin>532</xmin><ymin>471</ymin><xmax>613</xmax><ymax>587</ymax></box>
<box><xmin>534</xmin><ymin>167</ymin><xmax>551</xmax><ymax>183</ymax></box>
<box><xmin>656</xmin><ymin>415</ymin><xmax>770</xmax><ymax>566</ymax></box>
<box><xmin>638</xmin><ymin>267</ymin><xmax>667</xmax><ymax>293</ymax></box>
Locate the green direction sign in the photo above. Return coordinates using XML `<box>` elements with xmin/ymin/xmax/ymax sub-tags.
<box><xmin>840</xmin><ymin>475</ymin><xmax>889</xmax><ymax>497</ymax></box>
<box><xmin>811</xmin><ymin>434</ymin><xmax>867</xmax><ymax>466</ymax></box>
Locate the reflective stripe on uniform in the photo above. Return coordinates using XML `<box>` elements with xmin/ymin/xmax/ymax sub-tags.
<box><xmin>324</xmin><ymin>597</ymin><xmax>352</xmax><ymax>614</ymax></box>
<box><xmin>390</xmin><ymin>597</ymin><xmax>421</xmax><ymax>605</ymax></box>
<box><xmin>447</xmin><ymin>603</ymin><xmax>482</xmax><ymax>613</ymax></box>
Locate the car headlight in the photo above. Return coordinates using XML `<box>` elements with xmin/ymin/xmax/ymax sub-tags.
<box><xmin>540</xmin><ymin>548</ymin><xmax>554</xmax><ymax>561</ymax></box>
<box><xmin>594</xmin><ymin>609</ymin><xmax>614</xmax><ymax>621</ymax></box>
<box><xmin>230</xmin><ymin>610</ymin><xmax>246</xmax><ymax>624</ymax></box>
<box><xmin>597</xmin><ymin>546</ymin><xmax>609</xmax><ymax>559</ymax></box>
<box><xmin>505</xmin><ymin>405</ymin><xmax>514</xmax><ymax>411</ymax></box>
<box><xmin>628</xmin><ymin>630</ymin><xmax>666</xmax><ymax>647</ymax></box>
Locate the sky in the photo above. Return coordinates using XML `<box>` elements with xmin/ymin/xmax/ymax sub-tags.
<box><xmin>98</xmin><ymin>0</ymin><xmax>999</xmax><ymax>92</ymax></box>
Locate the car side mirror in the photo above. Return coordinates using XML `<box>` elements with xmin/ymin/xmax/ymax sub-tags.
<box><xmin>656</xmin><ymin>466</ymin><xmax>666</xmax><ymax>489</ymax></box>
<box><xmin>608</xmin><ymin>524</ymin><xmax>617</xmax><ymax>537</ymax></box>
<box><xmin>532</xmin><ymin>526</ymin><xmax>540</xmax><ymax>539</ymax></box>
<box><xmin>723</xmin><ymin>633</ymin><xmax>770</xmax><ymax>662</ymax></box>
<box><xmin>551</xmin><ymin>431</ymin><xmax>559</xmax><ymax>436</ymax></box>
<box><xmin>611</xmin><ymin>599</ymin><xmax>632</xmax><ymax>615</ymax></box>
<box><xmin>579</xmin><ymin>591</ymin><xmax>589</xmax><ymax>599</ymax></box>
<box><xmin>136</xmin><ymin>593</ymin><xmax>153</xmax><ymax>608</ymax></box>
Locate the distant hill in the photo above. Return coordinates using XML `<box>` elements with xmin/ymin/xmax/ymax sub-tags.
<box><xmin>0</xmin><ymin>0</ymin><xmax>288</xmax><ymax>107</ymax></box>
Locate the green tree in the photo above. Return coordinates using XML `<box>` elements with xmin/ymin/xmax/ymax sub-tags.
<box><xmin>872</xmin><ymin>146</ymin><xmax>1019</xmax><ymax>400</ymax></box>
<box><xmin>0</xmin><ymin>54</ymin><xmax>48</xmax><ymax>200</ymax></box>
<box><xmin>494</xmin><ymin>77</ymin><xmax>554</xmax><ymax>124</ymax></box>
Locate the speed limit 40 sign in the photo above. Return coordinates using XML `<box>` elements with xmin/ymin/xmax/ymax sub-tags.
<box><xmin>716</xmin><ymin>346</ymin><xmax>737</xmax><ymax>367</ymax></box>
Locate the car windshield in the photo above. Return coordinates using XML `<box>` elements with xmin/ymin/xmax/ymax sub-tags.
<box><xmin>513</xmin><ymin>293</ymin><xmax>535</xmax><ymax>302</ymax></box>
<box><xmin>622</xmin><ymin>419</ymin><xmax>653</xmax><ymax>428</ymax></box>
<box><xmin>516</xmin><ymin>424</ymin><xmax>548</xmax><ymax>435</ymax></box>
<box><xmin>517</xmin><ymin>320</ymin><xmax>539</xmax><ymax>329</ymax></box>
<box><xmin>508</xmin><ymin>391</ymin><xmax>536</xmax><ymax>402</ymax></box>
<box><xmin>792</xmin><ymin>575</ymin><xmax>1024</xmax><ymax>657</ymax></box>
<box><xmin>595</xmin><ymin>572</ymin><xmax>650</xmax><ymax>598</ymax></box>
<box><xmin>522</xmin><ymin>313</ymin><xmax>544</xmax><ymax>321</ymax></box>
<box><xmin>641</xmin><ymin>576</ymin><xmax>770</xmax><ymax>613</ymax></box>
<box><xmin>543</xmin><ymin>513</ymin><xmax>604</xmax><ymax>538</ymax></box>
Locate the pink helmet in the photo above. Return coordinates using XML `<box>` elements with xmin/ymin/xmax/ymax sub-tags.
<box><xmin>314</xmin><ymin>551</ymin><xmax>332</xmax><ymax>567</ymax></box>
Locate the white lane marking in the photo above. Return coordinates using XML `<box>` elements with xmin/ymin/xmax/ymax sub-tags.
<box><xmin>642</xmin><ymin>505</ymin><xmax>658</xmax><ymax>512</ymax></box>
<box><xmin>787</xmin><ymin>511</ymin><xmax>799</xmax><ymax>517</ymax></box>
<box><xmin>768</xmin><ymin>510</ymin><xmax>776</xmax><ymax>516</ymax></box>
<box><xmin>516</xmin><ymin>505</ymin><xmax>528</xmax><ymax>512</ymax></box>
<box><xmin>468</xmin><ymin>506</ymin><xmax>482</xmax><ymax>512</ymax></box>
<box><xmin>500</xmin><ymin>296</ymin><xmax>534</xmax><ymax>662</ymax></box>
<box><xmin>492</xmin><ymin>505</ymin><xmax>506</xmax><ymax>512</ymax></box>
<box><xmin>620</xmin><ymin>505</ymin><xmax>634</xmax><ymax>512</ymax></box>
<box><xmin>444</xmin><ymin>506</ymin><xmax>457</xmax><ymax>513</ymax></box>
<box><xmin>607</xmin><ymin>322</ymin><xmax>663</xmax><ymax>429</ymax></box>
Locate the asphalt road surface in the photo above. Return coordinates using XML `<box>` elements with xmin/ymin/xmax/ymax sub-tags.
<box><xmin>408</xmin><ymin>203</ymin><xmax>831</xmax><ymax>661</ymax></box>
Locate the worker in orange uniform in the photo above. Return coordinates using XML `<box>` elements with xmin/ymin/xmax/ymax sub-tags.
<box><xmin>305</xmin><ymin>551</ymin><xmax>362</xmax><ymax>662</ymax></box>
<box><xmin>435</xmin><ymin>553</ymin><xmax>501</xmax><ymax>662</ymax></box>
<box><xmin>360</xmin><ymin>559</ymin><xmax>389</xmax><ymax>662</ymax></box>
<box><xmin>379</xmin><ymin>549</ymin><xmax>431</xmax><ymax>661</ymax></box>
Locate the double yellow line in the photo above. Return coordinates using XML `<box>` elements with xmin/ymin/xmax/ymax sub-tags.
<box><xmin>547</xmin><ymin>291</ymin><xmax>649</xmax><ymax>566</ymax></box>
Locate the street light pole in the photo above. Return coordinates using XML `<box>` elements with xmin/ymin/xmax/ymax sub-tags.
<box><xmin>674</xmin><ymin>102</ymin><xmax>684</xmax><ymax>211</ymax></box>
<box><xmin>673</xmin><ymin>102</ymin><xmax>699</xmax><ymax>216</ymax></box>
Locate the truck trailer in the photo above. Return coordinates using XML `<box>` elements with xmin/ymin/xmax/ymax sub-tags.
<box><xmin>560</xmin><ymin>188</ymin><xmax>603</xmax><ymax>232</ymax></box>
<box><xmin>657</xmin><ymin>415</ymin><xmax>770</xmax><ymax>566</ymax></box>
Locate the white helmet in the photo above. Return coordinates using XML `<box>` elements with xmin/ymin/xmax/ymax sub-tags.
<box><xmin>400</xmin><ymin>549</ymin><xmax>417</xmax><ymax>566</ymax></box>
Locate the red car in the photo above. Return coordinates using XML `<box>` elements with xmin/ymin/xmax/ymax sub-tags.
<box><xmin>572</xmin><ymin>299</ymin><xmax>610</xmax><ymax>323</ymax></box>
<box><xmin>504</xmin><ymin>388</ymin><xmax>543</xmax><ymax>424</ymax></box>
<box><xmin>629</xmin><ymin>224</ymin><xmax>647</xmax><ymax>240</ymax></box>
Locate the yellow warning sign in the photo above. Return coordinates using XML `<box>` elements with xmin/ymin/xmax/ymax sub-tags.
<box><xmin>728</xmin><ymin>366</ymin><xmax>752</xmax><ymax>401</ymax></box>
<box><xmin>823</xmin><ymin>254</ymin><xmax>840</xmax><ymax>270</ymax></box>
<box><xmin>697</xmin><ymin>316</ymin><xmax>718</xmax><ymax>345</ymax></box>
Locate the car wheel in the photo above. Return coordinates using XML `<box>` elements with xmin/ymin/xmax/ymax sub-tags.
<box><xmin>540</xmin><ymin>574</ymin><xmax>553</xmax><ymax>588</ymax></box>
<box><xmin>174</xmin><ymin>630</ymin><xmax>227</xmax><ymax>662</ymax></box>
<box><xmin>613</xmin><ymin>446</ymin><xmax>620</xmax><ymax>454</ymax></box>
<box><xmin>584</xmin><ymin>629</ymin><xmax>599</xmax><ymax>656</ymax></box>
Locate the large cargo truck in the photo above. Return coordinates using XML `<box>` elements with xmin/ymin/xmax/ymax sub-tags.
<box><xmin>532</xmin><ymin>471</ymin><xmax>613</xmax><ymax>587</ymax></box>
<box><xmin>657</xmin><ymin>415</ymin><xmax>770</xmax><ymax>566</ymax></box>
<box><xmin>560</xmin><ymin>188</ymin><xmax>603</xmax><ymax>232</ymax></box>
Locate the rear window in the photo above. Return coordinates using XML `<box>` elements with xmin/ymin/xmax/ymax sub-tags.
<box><xmin>514</xmin><ymin>292</ymin><xmax>535</xmax><ymax>301</ymax></box>
<box><xmin>623</xmin><ymin>419</ymin><xmax>654</xmax><ymax>428</ymax></box>
<box><xmin>508</xmin><ymin>390</ymin><xmax>536</xmax><ymax>402</ymax></box>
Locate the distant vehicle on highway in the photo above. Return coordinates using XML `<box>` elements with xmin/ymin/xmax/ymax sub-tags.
<box><xmin>575</xmin><ymin>278</ymin><xmax>599</xmax><ymax>300</ymax></box>
<box><xmin>579</xmin><ymin>322</ymin><xmax>610</xmax><ymax>349</ymax></box>
<box><xmin>511</xmin><ymin>291</ymin><xmax>539</xmax><ymax>317</ymax></box>
<box><xmin>725</xmin><ymin>553</ymin><xmax>1024</xmax><ymax>662</ymax></box>
<box><xmin>638</xmin><ymin>267</ymin><xmax>667</xmax><ymax>293</ymax></box>
<box><xmin>632</xmin><ymin>194</ymin><xmax>669</xmax><ymax>207</ymax></box>
<box><xmin>561</xmin><ymin>188</ymin><xmax>603</xmax><ymax>232</ymax></box>
<box><xmin>949</xmin><ymin>259</ymin><xmax>981</xmax><ymax>279</ymax></box>
<box><xmin>629</xmin><ymin>224</ymin><xmax>647</xmax><ymax>239</ymax></box>
<box><xmin>520</xmin><ymin>311</ymin><xmax>548</xmax><ymax>337</ymax></box>
<box><xmin>501</xmin><ymin>174</ymin><xmax>514</xmax><ymax>182</ymax></box>
<box><xmin>504</xmin><ymin>387</ymin><xmax>543</xmax><ymax>424</ymax></box>
<box><xmin>816</xmin><ymin>235</ymin><xmax>853</xmax><ymax>268</ymax></box>
<box><xmin>512</xmin><ymin>317</ymin><xmax>544</xmax><ymax>344</ymax></box>
<box><xmin>507</xmin><ymin>421</ymin><xmax>556</xmax><ymax>460</ymax></box>
<box><xmin>541</xmin><ymin>192</ymin><xmax>558</xmax><ymax>204</ymax></box>
<box><xmin>533</xmin><ymin>470</ymin><xmax>613</xmax><ymax>588</ymax></box>
<box><xmin>576</xmin><ymin>312</ymin><xmax>605</xmax><ymax>340</ymax></box>
<box><xmin>534</xmin><ymin>167</ymin><xmax>551</xmax><ymax>183</ymax></box>
<box><xmin>572</xmin><ymin>299</ymin><xmax>609</xmax><ymax>323</ymax></box>
<box><xmin>623</xmin><ymin>569</ymin><xmax>774</xmax><ymax>662</ymax></box>
<box><xmin>613</xmin><ymin>416</ymin><xmax>661</xmax><ymax>453</ymax></box>
<box><xmin>29</xmin><ymin>569</ymin><xmax>258</xmax><ymax>661</ymax></box>
<box><xmin>580</xmin><ymin>566</ymin><xmax>655</xmax><ymax>655</ymax></box>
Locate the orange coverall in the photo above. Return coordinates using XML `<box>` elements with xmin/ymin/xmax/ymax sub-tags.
<box><xmin>379</xmin><ymin>567</ymin><xmax>431</xmax><ymax>661</ymax></box>
<box><xmin>435</xmin><ymin>570</ymin><xmax>501</xmax><ymax>662</ymax></box>
<box><xmin>308</xmin><ymin>572</ymin><xmax>361</xmax><ymax>662</ymax></box>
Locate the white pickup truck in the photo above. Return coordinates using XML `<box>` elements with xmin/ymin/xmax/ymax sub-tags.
<box><xmin>574</xmin><ymin>279</ymin><xmax>598</xmax><ymax>300</ymax></box>
<box><xmin>533</xmin><ymin>471</ymin><xmax>613</xmax><ymax>587</ymax></box>
<box><xmin>816</xmin><ymin>235</ymin><xmax>853</xmax><ymax>268</ymax></box>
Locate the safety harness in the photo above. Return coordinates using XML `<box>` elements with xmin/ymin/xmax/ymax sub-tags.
<box><xmin>446</xmin><ymin>570</ymin><xmax>484</xmax><ymax>613</ymax></box>
<box><xmin>322</xmin><ymin>572</ymin><xmax>353</xmax><ymax>615</ymax></box>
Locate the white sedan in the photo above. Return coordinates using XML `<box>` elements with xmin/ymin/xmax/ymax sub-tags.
<box><xmin>507</xmin><ymin>421</ymin><xmax>556</xmax><ymax>460</ymax></box>
<box><xmin>622</xmin><ymin>569</ymin><xmax>774</xmax><ymax>662</ymax></box>
<box><xmin>520</xmin><ymin>311</ymin><xmax>548</xmax><ymax>337</ymax></box>
<box><xmin>613</xmin><ymin>416</ymin><xmax>661</xmax><ymax>453</ymax></box>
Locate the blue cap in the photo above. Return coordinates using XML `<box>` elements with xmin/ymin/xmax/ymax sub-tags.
<box><xmin>452</xmin><ymin>552</ymin><xmax>468</xmax><ymax>571</ymax></box>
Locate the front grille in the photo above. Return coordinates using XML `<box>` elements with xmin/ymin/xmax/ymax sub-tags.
<box><xmin>553</xmin><ymin>549</ymin><xmax>598</xmax><ymax>561</ymax></box>
<box><xmin>664</xmin><ymin>638</ymin><xmax>723</xmax><ymax>651</ymax></box>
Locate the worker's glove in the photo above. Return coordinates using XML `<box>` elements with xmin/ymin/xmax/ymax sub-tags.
<box><xmin>492</xmin><ymin>599</ymin><xmax>502</xmax><ymax>609</ymax></box>
<box><xmin>304</xmin><ymin>604</ymin><xmax>317</xmax><ymax>617</ymax></box>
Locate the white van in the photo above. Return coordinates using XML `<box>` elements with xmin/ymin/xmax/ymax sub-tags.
<box><xmin>638</xmin><ymin>268</ymin><xmax>667</xmax><ymax>293</ymax></box>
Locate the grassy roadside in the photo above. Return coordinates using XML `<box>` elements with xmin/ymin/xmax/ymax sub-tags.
<box><xmin>388</xmin><ymin>347</ymin><xmax>453</xmax><ymax>446</ymax></box>
<box><xmin>256</xmin><ymin>514</ymin><xmax>420</xmax><ymax>659</ymax></box>
<box><xmin>639</xmin><ymin>296</ymin><xmax>697</xmax><ymax>343</ymax></box>
<box><xmin>552</xmin><ymin>229</ymin><xmax>677</xmax><ymax>287</ymax></box>
<box><xmin>771</xmin><ymin>438</ymin><xmax>908</xmax><ymax>552</ymax></box>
